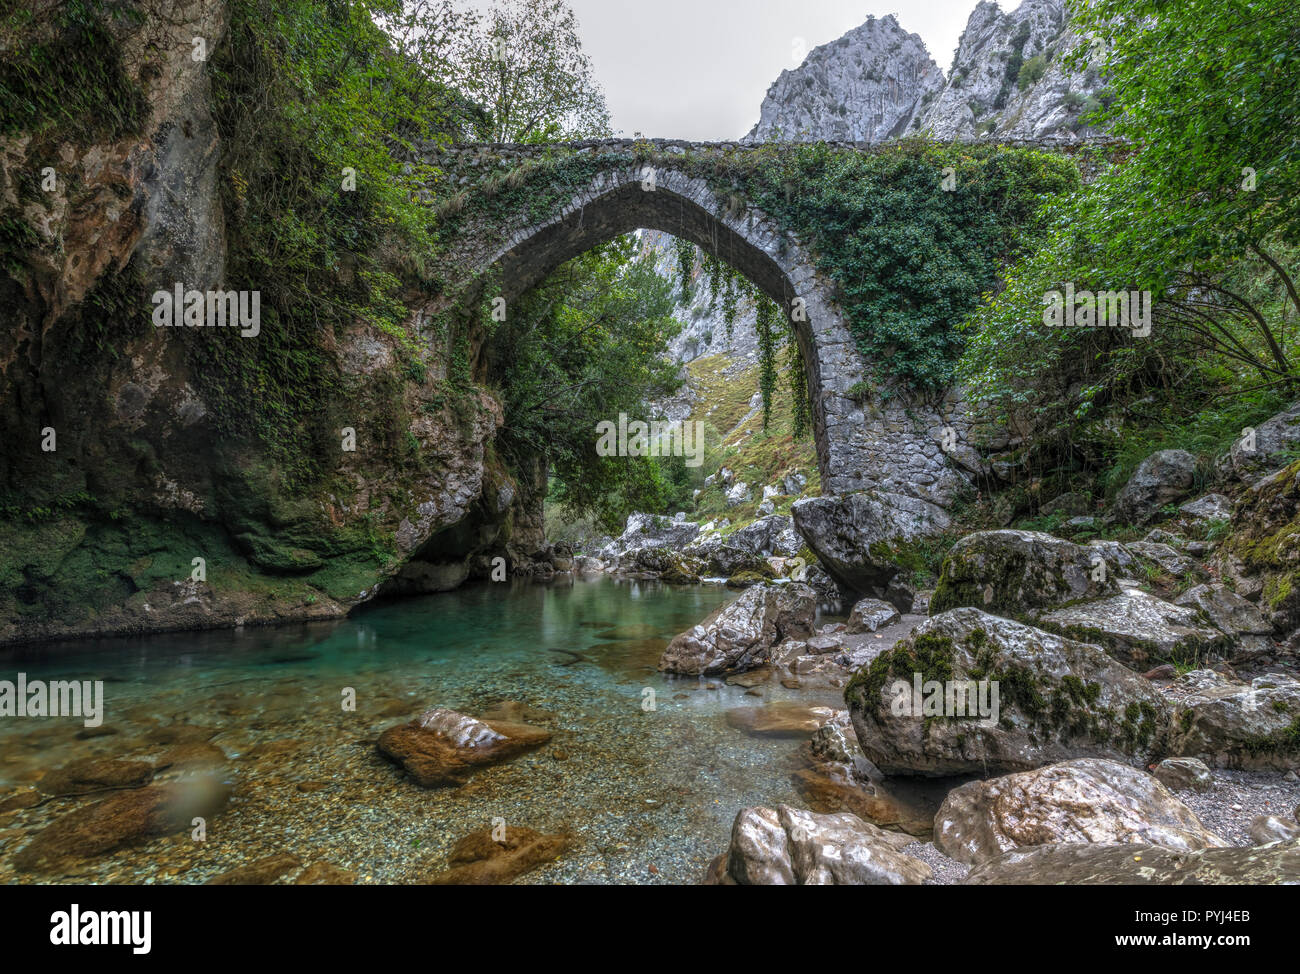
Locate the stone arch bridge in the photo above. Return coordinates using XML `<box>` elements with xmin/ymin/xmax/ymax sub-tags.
<box><xmin>412</xmin><ymin>137</ymin><xmax>1106</xmax><ymax>526</ymax></box>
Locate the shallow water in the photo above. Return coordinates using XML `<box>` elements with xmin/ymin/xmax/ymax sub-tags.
<box><xmin>0</xmin><ymin>575</ymin><xmax>934</xmax><ymax>884</ymax></box>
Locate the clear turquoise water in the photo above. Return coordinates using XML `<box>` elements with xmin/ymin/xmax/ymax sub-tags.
<box><xmin>0</xmin><ymin>576</ymin><xmax>866</xmax><ymax>885</ymax></box>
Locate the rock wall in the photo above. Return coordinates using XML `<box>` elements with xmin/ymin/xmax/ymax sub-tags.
<box><xmin>919</xmin><ymin>0</ymin><xmax>1106</xmax><ymax>140</ymax></box>
<box><xmin>0</xmin><ymin>1</ymin><xmax>513</xmax><ymax>644</ymax></box>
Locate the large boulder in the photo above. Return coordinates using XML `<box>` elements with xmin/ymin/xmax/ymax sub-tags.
<box><xmin>792</xmin><ymin>490</ymin><xmax>948</xmax><ymax>602</ymax></box>
<box><xmin>685</xmin><ymin>514</ymin><xmax>803</xmax><ymax>576</ymax></box>
<box><xmin>965</xmin><ymin>837</ymin><xmax>1300</xmax><ymax>885</ymax></box>
<box><xmin>845</xmin><ymin>608</ymin><xmax>1171</xmax><ymax>776</ymax></box>
<box><xmin>620</xmin><ymin>511</ymin><xmax>700</xmax><ymax>550</ymax></box>
<box><xmin>1039</xmin><ymin>589</ymin><xmax>1231</xmax><ymax>669</ymax></box>
<box><xmin>377</xmin><ymin>708</ymin><xmax>551</xmax><ymax>787</ymax></box>
<box><xmin>600</xmin><ymin>512</ymin><xmax>700</xmax><ymax>569</ymax></box>
<box><xmin>703</xmin><ymin>805</ymin><xmax>931</xmax><ymax>885</ymax></box>
<box><xmin>845</xmin><ymin>597</ymin><xmax>901</xmax><ymax>634</ymax></box>
<box><xmin>1166</xmin><ymin>672</ymin><xmax>1300</xmax><ymax>771</ymax></box>
<box><xmin>1217</xmin><ymin>461</ymin><xmax>1300</xmax><ymax>634</ymax></box>
<box><xmin>928</xmin><ymin>531</ymin><xmax>1119</xmax><ymax>617</ymax></box>
<box><xmin>629</xmin><ymin>546</ymin><xmax>703</xmax><ymax>583</ymax></box>
<box><xmin>1174</xmin><ymin>583</ymin><xmax>1273</xmax><ymax>637</ymax></box>
<box><xmin>1111</xmin><ymin>449</ymin><xmax>1198</xmax><ymax>525</ymax></box>
<box><xmin>658</xmin><ymin>583</ymin><xmax>816</xmax><ymax>675</ymax></box>
<box><xmin>1224</xmin><ymin>400</ymin><xmax>1300</xmax><ymax>478</ymax></box>
<box><xmin>934</xmin><ymin>758</ymin><xmax>1225</xmax><ymax>866</ymax></box>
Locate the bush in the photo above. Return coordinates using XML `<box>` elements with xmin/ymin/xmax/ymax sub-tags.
<box><xmin>1017</xmin><ymin>55</ymin><xmax>1047</xmax><ymax>91</ymax></box>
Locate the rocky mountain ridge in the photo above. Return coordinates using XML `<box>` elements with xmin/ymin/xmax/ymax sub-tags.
<box><xmin>747</xmin><ymin>0</ymin><xmax>1107</xmax><ymax>143</ymax></box>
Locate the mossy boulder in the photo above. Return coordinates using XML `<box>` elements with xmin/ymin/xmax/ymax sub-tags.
<box><xmin>929</xmin><ymin>530</ymin><xmax>1119</xmax><ymax>617</ymax></box>
<box><xmin>1217</xmin><ymin>460</ymin><xmax>1300</xmax><ymax>634</ymax></box>
<box><xmin>1166</xmin><ymin>673</ymin><xmax>1300</xmax><ymax>771</ymax></box>
<box><xmin>845</xmin><ymin>608</ymin><xmax>1171</xmax><ymax>776</ymax></box>
<box><xmin>1038</xmin><ymin>589</ymin><xmax>1233</xmax><ymax>670</ymax></box>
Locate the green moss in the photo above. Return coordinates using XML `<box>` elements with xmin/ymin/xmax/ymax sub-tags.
<box><xmin>1241</xmin><ymin>716</ymin><xmax>1300</xmax><ymax>757</ymax></box>
<box><xmin>846</xmin><ymin>631</ymin><xmax>957</xmax><ymax>708</ymax></box>
<box><xmin>0</xmin><ymin>0</ymin><xmax>149</xmax><ymax>143</ymax></box>
<box><xmin>725</xmin><ymin>570</ymin><xmax>769</xmax><ymax>588</ymax></box>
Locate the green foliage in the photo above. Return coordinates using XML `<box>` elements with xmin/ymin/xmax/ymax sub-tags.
<box><xmin>448</xmin><ymin>0</ymin><xmax>611</xmax><ymax>142</ymax></box>
<box><xmin>493</xmin><ymin>236</ymin><xmax>685</xmax><ymax>532</ymax></box>
<box><xmin>728</xmin><ymin>140</ymin><xmax>1079</xmax><ymax>392</ymax></box>
<box><xmin>200</xmin><ymin>0</ymin><xmax>475</xmax><ymax>485</ymax></box>
<box><xmin>1017</xmin><ymin>54</ymin><xmax>1047</xmax><ymax>91</ymax></box>
<box><xmin>672</xmin><ymin>240</ymin><xmax>808</xmax><ymax>435</ymax></box>
<box><xmin>961</xmin><ymin>0</ymin><xmax>1300</xmax><ymax>484</ymax></box>
<box><xmin>0</xmin><ymin>0</ymin><xmax>147</xmax><ymax>142</ymax></box>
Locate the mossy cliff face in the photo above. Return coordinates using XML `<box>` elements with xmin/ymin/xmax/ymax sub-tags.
<box><xmin>0</xmin><ymin>1</ymin><xmax>516</xmax><ymax>644</ymax></box>
<box><xmin>1218</xmin><ymin>460</ymin><xmax>1300</xmax><ymax>636</ymax></box>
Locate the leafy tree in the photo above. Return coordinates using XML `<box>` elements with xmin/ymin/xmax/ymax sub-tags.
<box><xmin>491</xmin><ymin>237</ymin><xmax>685</xmax><ymax>531</ymax></box>
<box><xmin>961</xmin><ymin>0</ymin><xmax>1300</xmax><ymax>468</ymax></box>
<box><xmin>449</xmin><ymin>0</ymin><xmax>611</xmax><ymax>142</ymax></box>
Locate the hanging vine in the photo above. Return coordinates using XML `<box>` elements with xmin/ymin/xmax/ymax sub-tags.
<box><xmin>754</xmin><ymin>297</ymin><xmax>780</xmax><ymax>429</ymax></box>
<box><xmin>665</xmin><ymin>234</ymin><xmax>812</xmax><ymax>437</ymax></box>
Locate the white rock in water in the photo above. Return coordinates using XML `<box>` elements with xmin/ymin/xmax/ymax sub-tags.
<box><xmin>414</xmin><ymin>708</ymin><xmax>505</xmax><ymax>749</ymax></box>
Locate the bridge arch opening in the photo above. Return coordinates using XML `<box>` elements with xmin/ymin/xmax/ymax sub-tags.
<box><xmin>483</xmin><ymin>168</ymin><xmax>834</xmax><ymax>484</ymax></box>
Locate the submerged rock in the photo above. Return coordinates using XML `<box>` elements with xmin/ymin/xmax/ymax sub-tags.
<box><xmin>38</xmin><ymin>757</ymin><xmax>154</xmax><ymax>796</ymax></box>
<box><xmin>205</xmin><ymin>852</ymin><xmax>302</xmax><ymax>885</ymax></box>
<box><xmin>14</xmin><ymin>778</ymin><xmax>232</xmax><ymax>872</ymax></box>
<box><xmin>724</xmin><ymin>702</ymin><xmax>836</xmax><ymax>738</ymax></box>
<box><xmin>846</xmin><ymin>608</ymin><xmax>1170</xmax><ymax>776</ymax></box>
<box><xmin>964</xmin><ymin>837</ymin><xmax>1300</xmax><ymax>885</ymax></box>
<box><xmin>376</xmin><ymin>708</ymin><xmax>550</xmax><ymax>787</ymax></box>
<box><xmin>428</xmin><ymin>827</ymin><xmax>570</xmax><ymax>884</ymax></box>
<box><xmin>704</xmin><ymin>804</ymin><xmax>931</xmax><ymax>885</ymax></box>
<box><xmin>658</xmin><ymin>583</ymin><xmax>816</xmax><ymax>675</ymax></box>
<box><xmin>934</xmin><ymin>759</ymin><xmax>1225</xmax><ymax>866</ymax></box>
<box><xmin>294</xmin><ymin>862</ymin><xmax>358</xmax><ymax>885</ymax></box>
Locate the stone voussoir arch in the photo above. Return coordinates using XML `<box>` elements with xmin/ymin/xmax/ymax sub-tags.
<box><xmin>417</xmin><ymin>138</ymin><xmax>1069</xmax><ymax>521</ymax></box>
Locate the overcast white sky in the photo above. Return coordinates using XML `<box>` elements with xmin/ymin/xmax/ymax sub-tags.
<box><xmin>561</xmin><ymin>0</ymin><xmax>990</xmax><ymax>139</ymax></box>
